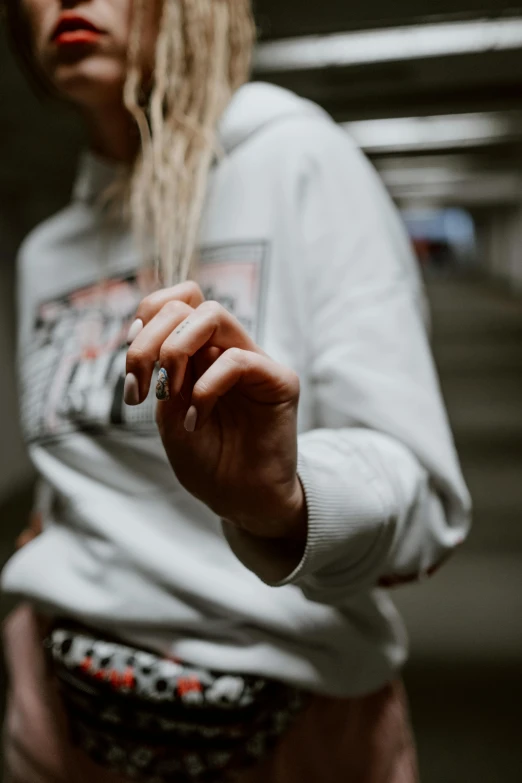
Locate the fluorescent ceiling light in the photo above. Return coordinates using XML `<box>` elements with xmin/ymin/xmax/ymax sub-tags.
<box><xmin>255</xmin><ymin>18</ymin><xmax>522</xmax><ymax>72</ymax></box>
<box><xmin>343</xmin><ymin>113</ymin><xmax>521</xmax><ymax>153</ymax></box>
<box><xmin>378</xmin><ymin>167</ymin><xmax>522</xmax><ymax>206</ymax></box>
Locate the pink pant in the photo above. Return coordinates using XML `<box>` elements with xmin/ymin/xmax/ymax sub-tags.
<box><xmin>3</xmin><ymin>605</ymin><xmax>418</xmax><ymax>783</ymax></box>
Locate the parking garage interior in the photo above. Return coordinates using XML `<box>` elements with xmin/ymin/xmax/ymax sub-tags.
<box><xmin>1</xmin><ymin>4</ymin><xmax>521</xmax><ymax>780</ymax></box>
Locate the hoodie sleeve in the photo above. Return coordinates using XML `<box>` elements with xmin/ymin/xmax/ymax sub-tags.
<box><xmin>225</xmin><ymin>117</ymin><xmax>471</xmax><ymax>605</ymax></box>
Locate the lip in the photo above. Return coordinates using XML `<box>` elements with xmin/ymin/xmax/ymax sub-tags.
<box><xmin>51</xmin><ymin>13</ymin><xmax>105</xmax><ymax>46</ymax></box>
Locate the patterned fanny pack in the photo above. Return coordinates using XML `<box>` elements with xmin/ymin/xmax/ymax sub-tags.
<box><xmin>45</xmin><ymin>625</ymin><xmax>305</xmax><ymax>782</ymax></box>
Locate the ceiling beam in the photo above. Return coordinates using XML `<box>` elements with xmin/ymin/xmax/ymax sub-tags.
<box><xmin>255</xmin><ymin>1</ymin><xmax>522</xmax><ymax>40</ymax></box>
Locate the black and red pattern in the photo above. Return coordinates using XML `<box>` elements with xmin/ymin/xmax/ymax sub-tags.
<box><xmin>46</xmin><ymin>627</ymin><xmax>305</xmax><ymax>782</ymax></box>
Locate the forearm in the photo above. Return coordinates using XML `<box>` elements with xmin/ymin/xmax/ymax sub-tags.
<box><xmin>225</xmin><ymin>427</ymin><xmax>471</xmax><ymax>604</ymax></box>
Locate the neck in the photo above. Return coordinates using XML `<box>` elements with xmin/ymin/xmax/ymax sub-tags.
<box><xmin>83</xmin><ymin>102</ymin><xmax>139</xmax><ymax>164</ymax></box>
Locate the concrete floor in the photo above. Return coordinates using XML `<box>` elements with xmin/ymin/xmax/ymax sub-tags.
<box><xmin>1</xmin><ymin>273</ymin><xmax>521</xmax><ymax>781</ymax></box>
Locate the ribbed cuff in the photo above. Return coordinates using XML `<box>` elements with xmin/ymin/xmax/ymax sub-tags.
<box><xmin>272</xmin><ymin>437</ymin><xmax>390</xmax><ymax>588</ymax></box>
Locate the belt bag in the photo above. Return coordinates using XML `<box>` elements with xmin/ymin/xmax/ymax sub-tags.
<box><xmin>45</xmin><ymin>625</ymin><xmax>304</xmax><ymax>782</ymax></box>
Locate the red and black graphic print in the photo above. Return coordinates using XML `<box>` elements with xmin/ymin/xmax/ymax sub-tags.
<box><xmin>21</xmin><ymin>242</ymin><xmax>269</xmax><ymax>446</ymax></box>
<box><xmin>21</xmin><ymin>273</ymin><xmax>152</xmax><ymax>444</ymax></box>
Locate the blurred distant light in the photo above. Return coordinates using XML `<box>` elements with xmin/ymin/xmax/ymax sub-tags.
<box><xmin>343</xmin><ymin>113</ymin><xmax>520</xmax><ymax>153</ymax></box>
<box><xmin>255</xmin><ymin>18</ymin><xmax>522</xmax><ymax>72</ymax></box>
<box><xmin>378</xmin><ymin>164</ymin><xmax>522</xmax><ymax>207</ymax></box>
<box><xmin>402</xmin><ymin>208</ymin><xmax>475</xmax><ymax>246</ymax></box>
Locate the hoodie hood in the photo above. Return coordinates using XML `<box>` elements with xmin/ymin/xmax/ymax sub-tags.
<box><xmin>218</xmin><ymin>82</ymin><xmax>329</xmax><ymax>155</ymax></box>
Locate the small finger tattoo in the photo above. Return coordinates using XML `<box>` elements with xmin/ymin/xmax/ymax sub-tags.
<box><xmin>156</xmin><ymin>368</ymin><xmax>170</xmax><ymax>401</ymax></box>
<box><xmin>175</xmin><ymin>319</ymin><xmax>191</xmax><ymax>336</ymax></box>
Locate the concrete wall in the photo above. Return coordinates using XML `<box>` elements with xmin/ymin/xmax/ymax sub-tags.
<box><xmin>506</xmin><ymin>205</ymin><xmax>522</xmax><ymax>291</ymax></box>
<box><xmin>0</xmin><ymin>31</ymin><xmax>82</xmax><ymax>504</ymax></box>
<box><xmin>0</xmin><ymin>220</ymin><xmax>32</xmax><ymax>502</ymax></box>
<box><xmin>476</xmin><ymin>204</ymin><xmax>522</xmax><ymax>292</ymax></box>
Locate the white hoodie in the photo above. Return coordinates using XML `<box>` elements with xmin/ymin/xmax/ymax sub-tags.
<box><xmin>2</xmin><ymin>84</ymin><xmax>471</xmax><ymax>698</ymax></box>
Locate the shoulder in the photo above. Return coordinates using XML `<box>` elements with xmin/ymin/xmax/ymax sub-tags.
<box><xmin>221</xmin><ymin>82</ymin><xmax>360</xmax><ymax>163</ymax></box>
<box><xmin>220</xmin><ymin>83</ymin><xmax>383</xmax><ymax>209</ymax></box>
<box><xmin>18</xmin><ymin>201</ymin><xmax>91</xmax><ymax>275</ymax></box>
<box><xmin>223</xmin><ymin>89</ymin><xmax>421</xmax><ymax>294</ymax></box>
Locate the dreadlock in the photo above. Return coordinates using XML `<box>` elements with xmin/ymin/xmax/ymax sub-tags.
<box><xmin>125</xmin><ymin>0</ymin><xmax>255</xmax><ymax>285</ymax></box>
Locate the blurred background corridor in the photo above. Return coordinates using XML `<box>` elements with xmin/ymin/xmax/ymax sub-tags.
<box><xmin>1</xmin><ymin>2</ymin><xmax>522</xmax><ymax>781</ymax></box>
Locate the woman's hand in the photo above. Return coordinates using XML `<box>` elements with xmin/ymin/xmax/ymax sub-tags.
<box><xmin>125</xmin><ymin>282</ymin><xmax>307</xmax><ymax>550</ymax></box>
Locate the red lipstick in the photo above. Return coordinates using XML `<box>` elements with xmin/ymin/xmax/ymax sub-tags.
<box><xmin>52</xmin><ymin>14</ymin><xmax>104</xmax><ymax>47</ymax></box>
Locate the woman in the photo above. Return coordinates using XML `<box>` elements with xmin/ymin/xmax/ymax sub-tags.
<box><xmin>2</xmin><ymin>1</ymin><xmax>471</xmax><ymax>781</ymax></box>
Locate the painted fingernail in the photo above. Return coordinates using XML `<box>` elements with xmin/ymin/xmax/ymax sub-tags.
<box><xmin>184</xmin><ymin>406</ymin><xmax>198</xmax><ymax>433</ymax></box>
<box><xmin>156</xmin><ymin>368</ymin><xmax>170</xmax><ymax>401</ymax></box>
<box><xmin>124</xmin><ymin>373</ymin><xmax>141</xmax><ymax>406</ymax></box>
<box><xmin>126</xmin><ymin>318</ymin><xmax>144</xmax><ymax>344</ymax></box>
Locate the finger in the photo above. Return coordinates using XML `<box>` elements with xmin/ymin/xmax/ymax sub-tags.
<box><xmin>158</xmin><ymin>300</ymin><xmax>261</xmax><ymax>399</ymax></box>
<box><xmin>186</xmin><ymin>347</ymin><xmax>300</xmax><ymax>430</ymax></box>
<box><xmin>125</xmin><ymin>300</ymin><xmax>194</xmax><ymax>404</ymax></box>
<box><xmin>193</xmin><ymin>346</ymin><xmax>223</xmax><ymax>381</ymax></box>
<box><xmin>127</xmin><ymin>281</ymin><xmax>205</xmax><ymax>344</ymax></box>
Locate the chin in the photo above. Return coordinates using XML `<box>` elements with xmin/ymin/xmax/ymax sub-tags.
<box><xmin>53</xmin><ymin>58</ymin><xmax>126</xmax><ymax>109</ymax></box>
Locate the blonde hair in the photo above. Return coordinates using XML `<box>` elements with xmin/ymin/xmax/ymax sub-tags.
<box><xmin>123</xmin><ymin>0</ymin><xmax>255</xmax><ymax>286</ymax></box>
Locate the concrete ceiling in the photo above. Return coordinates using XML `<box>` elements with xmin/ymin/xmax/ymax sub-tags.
<box><xmin>256</xmin><ymin>48</ymin><xmax>522</xmax><ymax>122</ymax></box>
<box><xmin>255</xmin><ymin>1</ymin><xmax>522</xmax><ymax>39</ymax></box>
<box><xmin>253</xmin><ymin>4</ymin><xmax>522</xmax><ymax>208</ymax></box>
<box><xmin>254</xmin><ymin>9</ymin><xmax>522</xmax><ymax>121</ymax></box>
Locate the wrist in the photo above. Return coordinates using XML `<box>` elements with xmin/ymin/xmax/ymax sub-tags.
<box><xmin>222</xmin><ymin>476</ymin><xmax>308</xmax><ymax>583</ymax></box>
<box><xmin>225</xmin><ymin>475</ymin><xmax>308</xmax><ymax>543</ymax></box>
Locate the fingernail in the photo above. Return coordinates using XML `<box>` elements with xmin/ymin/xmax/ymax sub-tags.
<box><xmin>184</xmin><ymin>406</ymin><xmax>198</xmax><ymax>433</ymax></box>
<box><xmin>126</xmin><ymin>318</ymin><xmax>144</xmax><ymax>344</ymax></box>
<box><xmin>124</xmin><ymin>373</ymin><xmax>141</xmax><ymax>406</ymax></box>
<box><xmin>156</xmin><ymin>368</ymin><xmax>170</xmax><ymax>401</ymax></box>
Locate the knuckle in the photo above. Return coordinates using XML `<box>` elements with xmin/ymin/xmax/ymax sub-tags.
<box><xmin>225</xmin><ymin>347</ymin><xmax>244</xmax><ymax>365</ymax></box>
<box><xmin>162</xmin><ymin>299</ymin><xmax>188</xmax><ymax>318</ymax></box>
<box><xmin>136</xmin><ymin>291</ymin><xmax>164</xmax><ymax>321</ymax></box>
<box><xmin>199</xmin><ymin>299</ymin><xmax>223</xmax><ymax>320</ymax></box>
<box><xmin>159</xmin><ymin>343</ymin><xmax>184</xmax><ymax>366</ymax></box>
<box><xmin>184</xmin><ymin>280</ymin><xmax>204</xmax><ymax>302</ymax></box>
<box><xmin>289</xmin><ymin>372</ymin><xmax>301</xmax><ymax>399</ymax></box>
<box><xmin>193</xmin><ymin>378</ymin><xmax>212</xmax><ymax>400</ymax></box>
<box><xmin>126</xmin><ymin>345</ymin><xmax>149</xmax><ymax>370</ymax></box>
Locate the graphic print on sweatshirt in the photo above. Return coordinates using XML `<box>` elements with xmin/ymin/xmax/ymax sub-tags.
<box><xmin>22</xmin><ymin>242</ymin><xmax>269</xmax><ymax>444</ymax></box>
